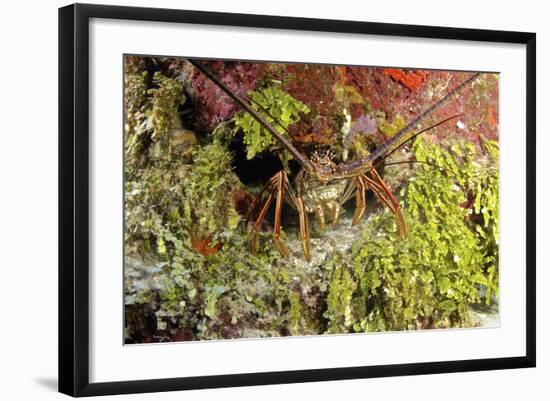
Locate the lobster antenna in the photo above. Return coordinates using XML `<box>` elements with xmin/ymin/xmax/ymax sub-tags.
<box><xmin>367</xmin><ymin>72</ymin><xmax>482</xmax><ymax>164</ymax></box>
<box><xmin>373</xmin><ymin>113</ymin><xmax>461</xmax><ymax>166</ymax></box>
<box><xmin>384</xmin><ymin>159</ymin><xmax>450</xmax><ymax>173</ymax></box>
<box><xmin>188</xmin><ymin>59</ymin><xmax>314</xmax><ymax>172</ymax></box>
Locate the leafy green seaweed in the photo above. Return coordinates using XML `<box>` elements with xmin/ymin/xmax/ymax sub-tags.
<box><xmin>232</xmin><ymin>85</ymin><xmax>310</xmax><ymax>161</ymax></box>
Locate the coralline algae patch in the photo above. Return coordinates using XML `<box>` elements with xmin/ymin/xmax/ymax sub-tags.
<box><xmin>191</xmin><ymin>61</ymin><xmax>499</xmax><ymax>149</ymax></box>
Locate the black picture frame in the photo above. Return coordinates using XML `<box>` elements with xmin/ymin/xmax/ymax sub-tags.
<box><xmin>59</xmin><ymin>3</ymin><xmax>536</xmax><ymax>397</ymax></box>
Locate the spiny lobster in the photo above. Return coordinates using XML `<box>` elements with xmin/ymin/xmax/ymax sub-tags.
<box><xmin>189</xmin><ymin>59</ymin><xmax>481</xmax><ymax>261</ymax></box>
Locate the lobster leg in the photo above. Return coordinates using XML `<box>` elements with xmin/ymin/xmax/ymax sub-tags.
<box><xmin>361</xmin><ymin>171</ymin><xmax>407</xmax><ymax>238</ymax></box>
<box><xmin>369</xmin><ymin>169</ymin><xmax>407</xmax><ymax>237</ymax></box>
<box><xmin>289</xmin><ymin>171</ymin><xmax>311</xmax><ymax>261</ymax></box>
<box><xmin>334</xmin><ymin>179</ymin><xmax>356</xmax><ymax>225</ymax></box>
<box><xmin>296</xmin><ymin>195</ymin><xmax>311</xmax><ymax>262</ymax></box>
<box><xmin>250</xmin><ymin>187</ymin><xmax>276</xmax><ymax>255</ymax></box>
<box><xmin>249</xmin><ymin>171</ymin><xmax>296</xmax><ymax>259</ymax></box>
<box><xmin>315</xmin><ymin>206</ymin><xmax>326</xmax><ymax>230</ymax></box>
<box><xmin>273</xmin><ymin>172</ymin><xmax>290</xmax><ymax>258</ymax></box>
<box><xmin>246</xmin><ymin>175</ymin><xmax>278</xmax><ymax>225</ymax></box>
<box><xmin>351</xmin><ymin>176</ymin><xmax>367</xmax><ymax>226</ymax></box>
<box><xmin>331</xmin><ymin>204</ymin><xmax>341</xmax><ymax>225</ymax></box>
<box><xmin>369</xmin><ymin>169</ymin><xmax>401</xmax><ymax>210</ymax></box>
<box><xmin>247</xmin><ymin>170</ymin><xmax>311</xmax><ymax>261</ymax></box>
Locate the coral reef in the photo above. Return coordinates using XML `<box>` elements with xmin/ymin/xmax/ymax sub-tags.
<box><xmin>123</xmin><ymin>56</ymin><xmax>500</xmax><ymax>343</ymax></box>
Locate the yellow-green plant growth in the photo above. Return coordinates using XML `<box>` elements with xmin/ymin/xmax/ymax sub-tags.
<box><xmin>323</xmin><ymin>139</ymin><xmax>499</xmax><ymax>332</ymax></box>
<box><xmin>231</xmin><ymin>86</ymin><xmax>310</xmax><ymax>160</ymax></box>
<box><xmin>124</xmin><ymin>69</ymin><xmax>239</xmax><ymax>257</ymax></box>
<box><xmin>125</xmin><ymin>71</ymin><xmax>184</xmax><ymax>162</ymax></box>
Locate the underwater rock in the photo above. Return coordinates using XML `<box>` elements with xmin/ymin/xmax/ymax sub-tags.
<box><xmin>169</xmin><ymin>127</ymin><xmax>197</xmax><ymax>161</ymax></box>
<box><xmin>285</xmin><ymin>215</ymin><xmax>366</xmax><ymax>272</ymax></box>
<box><xmin>124</xmin><ymin>254</ymin><xmax>166</xmax><ymax>302</ymax></box>
<box><xmin>468</xmin><ymin>302</ymin><xmax>500</xmax><ymax>328</ymax></box>
<box><xmin>170</xmin><ymin>127</ymin><xmax>197</xmax><ymax>147</ymax></box>
<box><xmin>123</xmin><ymin>57</ymin><xmax>500</xmax><ymax>343</ymax></box>
<box><xmin>191</xmin><ymin>61</ymin><xmax>267</xmax><ymax>131</ymax></box>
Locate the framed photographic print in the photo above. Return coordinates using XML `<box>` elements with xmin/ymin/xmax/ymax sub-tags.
<box><xmin>58</xmin><ymin>3</ymin><xmax>536</xmax><ymax>397</ymax></box>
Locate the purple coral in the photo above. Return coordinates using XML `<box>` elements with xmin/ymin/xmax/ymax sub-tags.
<box><xmin>190</xmin><ymin>61</ymin><xmax>265</xmax><ymax>132</ymax></box>
<box><xmin>343</xmin><ymin>114</ymin><xmax>377</xmax><ymax>148</ymax></box>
